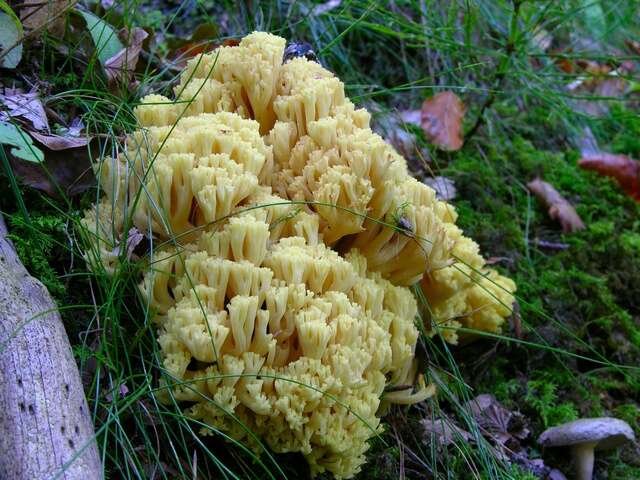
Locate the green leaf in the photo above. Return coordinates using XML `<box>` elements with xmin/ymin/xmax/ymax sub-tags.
<box><xmin>0</xmin><ymin>122</ymin><xmax>45</xmax><ymax>163</ymax></box>
<box><xmin>0</xmin><ymin>1</ymin><xmax>23</xmax><ymax>69</ymax></box>
<box><xmin>79</xmin><ymin>10</ymin><xmax>124</xmax><ymax>66</ymax></box>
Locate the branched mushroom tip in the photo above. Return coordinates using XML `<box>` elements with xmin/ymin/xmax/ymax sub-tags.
<box><xmin>80</xmin><ymin>31</ymin><xmax>516</xmax><ymax>478</ymax></box>
<box><xmin>538</xmin><ymin>418</ymin><xmax>635</xmax><ymax>480</ymax></box>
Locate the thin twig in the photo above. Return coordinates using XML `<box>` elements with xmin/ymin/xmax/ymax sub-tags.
<box><xmin>465</xmin><ymin>0</ymin><xmax>524</xmax><ymax>140</ymax></box>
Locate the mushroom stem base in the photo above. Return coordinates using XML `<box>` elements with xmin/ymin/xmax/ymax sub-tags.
<box><xmin>572</xmin><ymin>442</ymin><xmax>596</xmax><ymax>480</ymax></box>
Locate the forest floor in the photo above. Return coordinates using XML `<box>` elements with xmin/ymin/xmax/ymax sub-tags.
<box><xmin>0</xmin><ymin>1</ymin><xmax>639</xmax><ymax>479</ymax></box>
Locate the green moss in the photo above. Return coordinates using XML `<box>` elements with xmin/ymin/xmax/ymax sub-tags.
<box><xmin>7</xmin><ymin>213</ymin><xmax>67</xmax><ymax>300</ymax></box>
<box><xmin>444</xmin><ymin>129</ymin><xmax>640</xmax><ymax>349</ymax></box>
<box><xmin>439</xmin><ymin>109</ymin><xmax>640</xmax><ymax>475</ymax></box>
<box><xmin>613</xmin><ymin>403</ymin><xmax>640</xmax><ymax>433</ymax></box>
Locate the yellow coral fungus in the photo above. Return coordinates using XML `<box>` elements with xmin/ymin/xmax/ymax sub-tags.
<box><xmin>81</xmin><ymin>30</ymin><xmax>516</xmax><ymax>479</ymax></box>
<box><xmin>141</xmin><ymin>218</ymin><xmax>427</xmax><ymax>478</ymax></box>
<box><xmin>421</xmin><ymin>214</ymin><xmax>516</xmax><ymax>345</ymax></box>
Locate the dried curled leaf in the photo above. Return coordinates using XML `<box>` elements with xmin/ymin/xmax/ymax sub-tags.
<box><xmin>421</xmin><ymin>417</ymin><xmax>471</xmax><ymax>448</ymax></box>
<box><xmin>20</xmin><ymin>0</ymin><xmax>73</xmax><ymax>37</ymax></box>
<box><xmin>527</xmin><ymin>178</ymin><xmax>585</xmax><ymax>233</ymax></box>
<box><xmin>420</xmin><ymin>91</ymin><xmax>464</xmax><ymax>151</ymax></box>
<box><xmin>464</xmin><ymin>394</ymin><xmax>529</xmax><ymax>448</ymax></box>
<box><xmin>423</xmin><ymin>176</ymin><xmax>457</xmax><ymax>201</ymax></box>
<box><xmin>104</xmin><ymin>28</ymin><xmax>148</xmax><ymax>83</ymax></box>
<box><xmin>579</xmin><ymin>152</ymin><xmax>640</xmax><ymax>201</ymax></box>
<box><xmin>0</xmin><ymin>88</ymin><xmax>49</xmax><ymax>131</ymax></box>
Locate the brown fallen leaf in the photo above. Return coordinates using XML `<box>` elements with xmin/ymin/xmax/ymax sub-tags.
<box><xmin>527</xmin><ymin>179</ymin><xmax>585</xmax><ymax>233</ymax></box>
<box><xmin>464</xmin><ymin>394</ymin><xmax>529</xmax><ymax>449</ymax></box>
<box><xmin>29</xmin><ymin>131</ymin><xmax>88</xmax><ymax>150</ymax></box>
<box><xmin>579</xmin><ymin>152</ymin><xmax>640</xmax><ymax>201</ymax></box>
<box><xmin>421</xmin><ymin>417</ymin><xmax>471</xmax><ymax>448</ymax></box>
<box><xmin>625</xmin><ymin>39</ymin><xmax>640</xmax><ymax>55</ymax></box>
<box><xmin>104</xmin><ymin>28</ymin><xmax>148</xmax><ymax>83</ymax></box>
<box><xmin>420</xmin><ymin>91</ymin><xmax>464</xmax><ymax>151</ymax></box>
<box><xmin>20</xmin><ymin>0</ymin><xmax>74</xmax><ymax>37</ymax></box>
<box><xmin>9</xmin><ymin>139</ymin><xmax>97</xmax><ymax>197</ymax></box>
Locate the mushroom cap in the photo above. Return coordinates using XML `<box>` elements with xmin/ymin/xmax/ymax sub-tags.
<box><xmin>538</xmin><ymin>418</ymin><xmax>635</xmax><ymax>450</ymax></box>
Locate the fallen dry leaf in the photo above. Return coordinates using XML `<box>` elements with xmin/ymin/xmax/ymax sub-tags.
<box><xmin>579</xmin><ymin>152</ymin><xmax>640</xmax><ymax>201</ymax></box>
<box><xmin>20</xmin><ymin>0</ymin><xmax>74</xmax><ymax>37</ymax></box>
<box><xmin>9</xmin><ymin>139</ymin><xmax>97</xmax><ymax>197</ymax></box>
<box><xmin>464</xmin><ymin>394</ymin><xmax>529</xmax><ymax>449</ymax></box>
<box><xmin>527</xmin><ymin>178</ymin><xmax>585</xmax><ymax>233</ymax></box>
<box><xmin>104</xmin><ymin>28</ymin><xmax>148</xmax><ymax>83</ymax></box>
<box><xmin>0</xmin><ymin>88</ymin><xmax>49</xmax><ymax>131</ymax></box>
<box><xmin>625</xmin><ymin>39</ymin><xmax>640</xmax><ymax>55</ymax></box>
<box><xmin>29</xmin><ymin>131</ymin><xmax>88</xmax><ymax>150</ymax></box>
<box><xmin>421</xmin><ymin>417</ymin><xmax>471</xmax><ymax>448</ymax></box>
<box><xmin>421</xmin><ymin>91</ymin><xmax>464</xmax><ymax>151</ymax></box>
<box><xmin>423</xmin><ymin>176</ymin><xmax>457</xmax><ymax>201</ymax></box>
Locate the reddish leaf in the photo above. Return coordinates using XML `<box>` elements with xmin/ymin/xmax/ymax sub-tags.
<box><xmin>420</xmin><ymin>91</ymin><xmax>464</xmax><ymax>151</ymax></box>
<box><xmin>555</xmin><ymin>56</ymin><xmax>575</xmax><ymax>74</ymax></box>
<box><xmin>527</xmin><ymin>178</ymin><xmax>586</xmax><ymax>233</ymax></box>
<box><xmin>579</xmin><ymin>152</ymin><xmax>640</xmax><ymax>201</ymax></box>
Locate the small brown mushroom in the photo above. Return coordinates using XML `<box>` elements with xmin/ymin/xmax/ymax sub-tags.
<box><xmin>537</xmin><ymin>417</ymin><xmax>635</xmax><ymax>480</ymax></box>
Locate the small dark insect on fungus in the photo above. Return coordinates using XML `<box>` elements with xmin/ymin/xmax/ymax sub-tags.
<box><xmin>396</xmin><ymin>215</ymin><xmax>413</xmax><ymax>234</ymax></box>
<box><xmin>283</xmin><ymin>41</ymin><xmax>317</xmax><ymax>63</ymax></box>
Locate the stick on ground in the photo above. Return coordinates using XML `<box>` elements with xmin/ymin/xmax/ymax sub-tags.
<box><xmin>0</xmin><ymin>214</ymin><xmax>102</xmax><ymax>480</ymax></box>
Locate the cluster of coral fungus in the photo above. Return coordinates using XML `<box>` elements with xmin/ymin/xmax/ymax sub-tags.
<box><xmin>81</xmin><ymin>32</ymin><xmax>515</xmax><ymax>478</ymax></box>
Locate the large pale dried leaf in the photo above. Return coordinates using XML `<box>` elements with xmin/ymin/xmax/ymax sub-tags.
<box><xmin>579</xmin><ymin>152</ymin><xmax>640</xmax><ymax>201</ymax></box>
<box><xmin>527</xmin><ymin>179</ymin><xmax>586</xmax><ymax>233</ymax></box>
<box><xmin>104</xmin><ymin>28</ymin><xmax>148</xmax><ymax>83</ymax></box>
<box><xmin>420</xmin><ymin>91</ymin><xmax>464</xmax><ymax>151</ymax></box>
<box><xmin>0</xmin><ymin>88</ymin><xmax>49</xmax><ymax>131</ymax></box>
